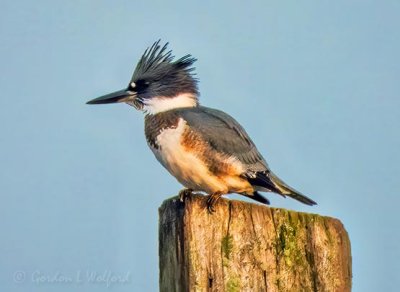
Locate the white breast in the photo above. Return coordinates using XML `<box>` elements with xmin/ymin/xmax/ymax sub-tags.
<box><xmin>149</xmin><ymin>118</ymin><xmax>226</xmax><ymax>193</ymax></box>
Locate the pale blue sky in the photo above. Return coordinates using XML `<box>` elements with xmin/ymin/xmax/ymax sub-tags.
<box><xmin>1</xmin><ymin>1</ymin><xmax>399</xmax><ymax>291</ymax></box>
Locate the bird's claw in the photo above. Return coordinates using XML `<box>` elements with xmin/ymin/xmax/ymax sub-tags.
<box><xmin>206</xmin><ymin>193</ymin><xmax>221</xmax><ymax>214</ymax></box>
<box><xmin>178</xmin><ymin>188</ymin><xmax>193</xmax><ymax>203</ymax></box>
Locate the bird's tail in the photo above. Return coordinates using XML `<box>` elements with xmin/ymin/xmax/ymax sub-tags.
<box><xmin>243</xmin><ymin>191</ymin><xmax>270</xmax><ymax>205</ymax></box>
<box><xmin>268</xmin><ymin>172</ymin><xmax>317</xmax><ymax>206</ymax></box>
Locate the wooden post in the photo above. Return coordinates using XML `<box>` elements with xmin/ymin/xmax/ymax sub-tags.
<box><xmin>159</xmin><ymin>194</ymin><xmax>351</xmax><ymax>292</ymax></box>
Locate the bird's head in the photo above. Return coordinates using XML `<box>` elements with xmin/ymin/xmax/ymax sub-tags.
<box><xmin>87</xmin><ymin>40</ymin><xmax>199</xmax><ymax>115</ymax></box>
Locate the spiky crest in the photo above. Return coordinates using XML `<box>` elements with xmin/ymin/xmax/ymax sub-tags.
<box><xmin>131</xmin><ymin>40</ymin><xmax>197</xmax><ymax>84</ymax></box>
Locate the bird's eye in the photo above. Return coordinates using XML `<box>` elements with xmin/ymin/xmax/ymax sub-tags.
<box><xmin>132</xmin><ymin>79</ymin><xmax>150</xmax><ymax>90</ymax></box>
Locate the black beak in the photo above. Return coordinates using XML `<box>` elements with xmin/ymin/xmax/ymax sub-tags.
<box><xmin>86</xmin><ymin>89</ymin><xmax>136</xmax><ymax>105</ymax></box>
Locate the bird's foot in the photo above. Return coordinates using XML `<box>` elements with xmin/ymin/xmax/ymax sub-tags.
<box><xmin>178</xmin><ymin>188</ymin><xmax>194</xmax><ymax>203</ymax></box>
<box><xmin>206</xmin><ymin>193</ymin><xmax>222</xmax><ymax>214</ymax></box>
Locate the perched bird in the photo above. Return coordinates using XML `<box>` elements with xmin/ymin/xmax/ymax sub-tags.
<box><xmin>87</xmin><ymin>40</ymin><xmax>317</xmax><ymax>212</ymax></box>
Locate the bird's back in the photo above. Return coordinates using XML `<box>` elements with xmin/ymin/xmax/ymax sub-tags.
<box><xmin>174</xmin><ymin>106</ymin><xmax>269</xmax><ymax>172</ymax></box>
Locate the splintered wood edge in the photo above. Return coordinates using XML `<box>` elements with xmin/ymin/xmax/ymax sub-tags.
<box><xmin>159</xmin><ymin>193</ymin><xmax>337</xmax><ymax>222</ymax></box>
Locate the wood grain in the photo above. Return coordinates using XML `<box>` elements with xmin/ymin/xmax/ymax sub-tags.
<box><xmin>159</xmin><ymin>194</ymin><xmax>351</xmax><ymax>292</ymax></box>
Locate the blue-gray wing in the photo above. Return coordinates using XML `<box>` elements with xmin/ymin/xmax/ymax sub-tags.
<box><xmin>176</xmin><ymin>106</ymin><xmax>269</xmax><ymax>173</ymax></box>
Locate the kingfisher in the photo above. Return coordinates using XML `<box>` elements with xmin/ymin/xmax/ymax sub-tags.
<box><xmin>87</xmin><ymin>40</ymin><xmax>317</xmax><ymax>212</ymax></box>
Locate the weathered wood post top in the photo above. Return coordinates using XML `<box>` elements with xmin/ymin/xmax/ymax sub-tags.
<box><xmin>159</xmin><ymin>194</ymin><xmax>351</xmax><ymax>292</ymax></box>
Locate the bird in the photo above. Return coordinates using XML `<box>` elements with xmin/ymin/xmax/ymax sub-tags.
<box><xmin>87</xmin><ymin>40</ymin><xmax>317</xmax><ymax>212</ymax></box>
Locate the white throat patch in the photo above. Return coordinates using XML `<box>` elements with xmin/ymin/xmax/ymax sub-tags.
<box><xmin>143</xmin><ymin>94</ymin><xmax>197</xmax><ymax>114</ymax></box>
